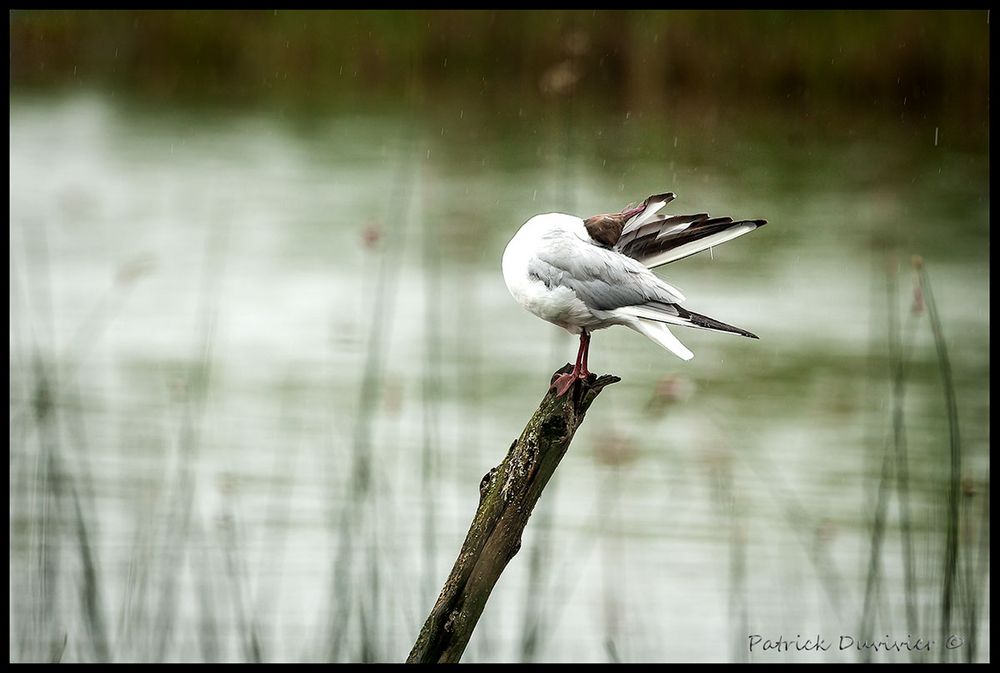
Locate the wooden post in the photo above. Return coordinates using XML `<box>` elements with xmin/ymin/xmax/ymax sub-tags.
<box><xmin>406</xmin><ymin>365</ymin><xmax>620</xmax><ymax>663</ymax></box>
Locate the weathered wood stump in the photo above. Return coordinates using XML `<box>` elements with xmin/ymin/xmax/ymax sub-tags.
<box><xmin>407</xmin><ymin>365</ymin><xmax>620</xmax><ymax>663</ymax></box>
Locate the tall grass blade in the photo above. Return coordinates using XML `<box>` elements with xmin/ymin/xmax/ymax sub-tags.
<box><xmin>915</xmin><ymin>260</ymin><xmax>962</xmax><ymax>661</ymax></box>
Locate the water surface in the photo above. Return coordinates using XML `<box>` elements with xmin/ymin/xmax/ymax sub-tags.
<box><xmin>9</xmin><ymin>92</ymin><xmax>989</xmax><ymax>662</ymax></box>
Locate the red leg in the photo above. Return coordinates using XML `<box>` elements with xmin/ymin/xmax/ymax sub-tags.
<box><xmin>578</xmin><ymin>330</ymin><xmax>591</xmax><ymax>379</ymax></box>
<box><xmin>551</xmin><ymin>330</ymin><xmax>591</xmax><ymax>397</ymax></box>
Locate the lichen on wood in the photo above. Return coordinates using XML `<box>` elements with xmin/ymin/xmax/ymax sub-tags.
<box><xmin>406</xmin><ymin>365</ymin><xmax>620</xmax><ymax>663</ymax></box>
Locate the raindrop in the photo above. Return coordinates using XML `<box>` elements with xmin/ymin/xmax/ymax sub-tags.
<box><xmin>934</xmin><ymin>127</ymin><xmax>940</xmax><ymax>146</ymax></box>
<box><xmin>532</xmin><ymin>190</ymin><xmax>537</xmax><ymax>201</ymax></box>
<box><xmin>673</xmin><ymin>136</ymin><xmax>678</xmax><ymax>148</ymax></box>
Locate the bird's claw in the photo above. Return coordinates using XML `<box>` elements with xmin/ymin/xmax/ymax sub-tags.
<box><xmin>550</xmin><ymin>369</ymin><xmax>592</xmax><ymax>397</ymax></box>
<box><xmin>550</xmin><ymin>373</ymin><xmax>577</xmax><ymax>397</ymax></box>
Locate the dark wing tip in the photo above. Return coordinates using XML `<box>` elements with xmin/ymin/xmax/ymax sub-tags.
<box><xmin>671</xmin><ymin>304</ymin><xmax>761</xmax><ymax>340</ymax></box>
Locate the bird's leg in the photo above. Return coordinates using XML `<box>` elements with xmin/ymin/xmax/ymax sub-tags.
<box><xmin>578</xmin><ymin>329</ymin><xmax>591</xmax><ymax>379</ymax></box>
<box><xmin>551</xmin><ymin>329</ymin><xmax>591</xmax><ymax>397</ymax></box>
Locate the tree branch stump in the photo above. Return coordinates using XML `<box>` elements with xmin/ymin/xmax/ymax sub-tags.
<box><xmin>406</xmin><ymin>365</ymin><xmax>620</xmax><ymax>663</ymax></box>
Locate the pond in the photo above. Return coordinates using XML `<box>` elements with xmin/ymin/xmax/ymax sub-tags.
<box><xmin>9</xmin><ymin>91</ymin><xmax>989</xmax><ymax>662</ymax></box>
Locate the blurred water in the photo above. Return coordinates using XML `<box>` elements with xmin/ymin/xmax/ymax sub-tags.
<box><xmin>9</xmin><ymin>93</ymin><xmax>989</xmax><ymax>662</ymax></box>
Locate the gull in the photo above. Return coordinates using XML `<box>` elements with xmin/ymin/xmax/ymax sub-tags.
<box><xmin>502</xmin><ymin>192</ymin><xmax>766</xmax><ymax>396</ymax></box>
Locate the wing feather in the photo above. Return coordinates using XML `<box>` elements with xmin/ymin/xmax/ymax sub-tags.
<box><xmin>617</xmin><ymin>214</ymin><xmax>765</xmax><ymax>268</ymax></box>
<box><xmin>615</xmin><ymin>301</ymin><xmax>758</xmax><ymax>338</ymax></box>
<box><xmin>530</xmin><ymin>234</ymin><xmax>686</xmax><ymax>310</ymax></box>
<box><xmin>621</xmin><ymin>192</ymin><xmax>676</xmax><ymax>233</ymax></box>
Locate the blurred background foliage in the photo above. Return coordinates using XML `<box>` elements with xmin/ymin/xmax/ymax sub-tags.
<box><xmin>10</xmin><ymin>10</ymin><xmax>990</xmax><ymax>138</ymax></box>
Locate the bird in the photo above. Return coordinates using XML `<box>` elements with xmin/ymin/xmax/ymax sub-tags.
<box><xmin>501</xmin><ymin>192</ymin><xmax>766</xmax><ymax>397</ymax></box>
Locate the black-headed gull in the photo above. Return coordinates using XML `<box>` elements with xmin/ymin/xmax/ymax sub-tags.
<box><xmin>502</xmin><ymin>192</ymin><xmax>766</xmax><ymax>396</ymax></box>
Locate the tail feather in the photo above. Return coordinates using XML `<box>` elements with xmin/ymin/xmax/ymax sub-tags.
<box><xmin>629</xmin><ymin>318</ymin><xmax>694</xmax><ymax>361</ymax></box>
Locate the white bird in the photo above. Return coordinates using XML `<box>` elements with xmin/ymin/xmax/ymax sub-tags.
<box><xmin>502</xmin><ymin>192</ymin><xmax>766</xmax><ymax>396</ymax></box>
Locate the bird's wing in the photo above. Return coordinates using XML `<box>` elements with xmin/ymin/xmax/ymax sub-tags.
<box><xmin>613</xmin><ymin>298</ymin><xmax>757</xmax><ymax>362</ymax></box>
<box><xmin>616</xmin><ymin>213</ymin><xmax>766</xmax><ymax>269</ymax></box>
<box><xmin>531</xmin><ymin>236</ymin><xmax>686</xmax><ymax>310</ymax></box>
<box><xmin>621</xmin><ymin>192</ymin><xmax>676</xmax><ymax>233</ymax></box>
<box><xmin>616</xmin><ymin>300</ymin><xmax>758</xmax><ymax>339</ymax></box>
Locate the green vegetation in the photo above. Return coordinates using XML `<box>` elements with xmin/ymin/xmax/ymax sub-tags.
<box><xmin>10</xmin><ymin>10</ymin><xmax>990</xmax><ymax>133</ymax></box>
